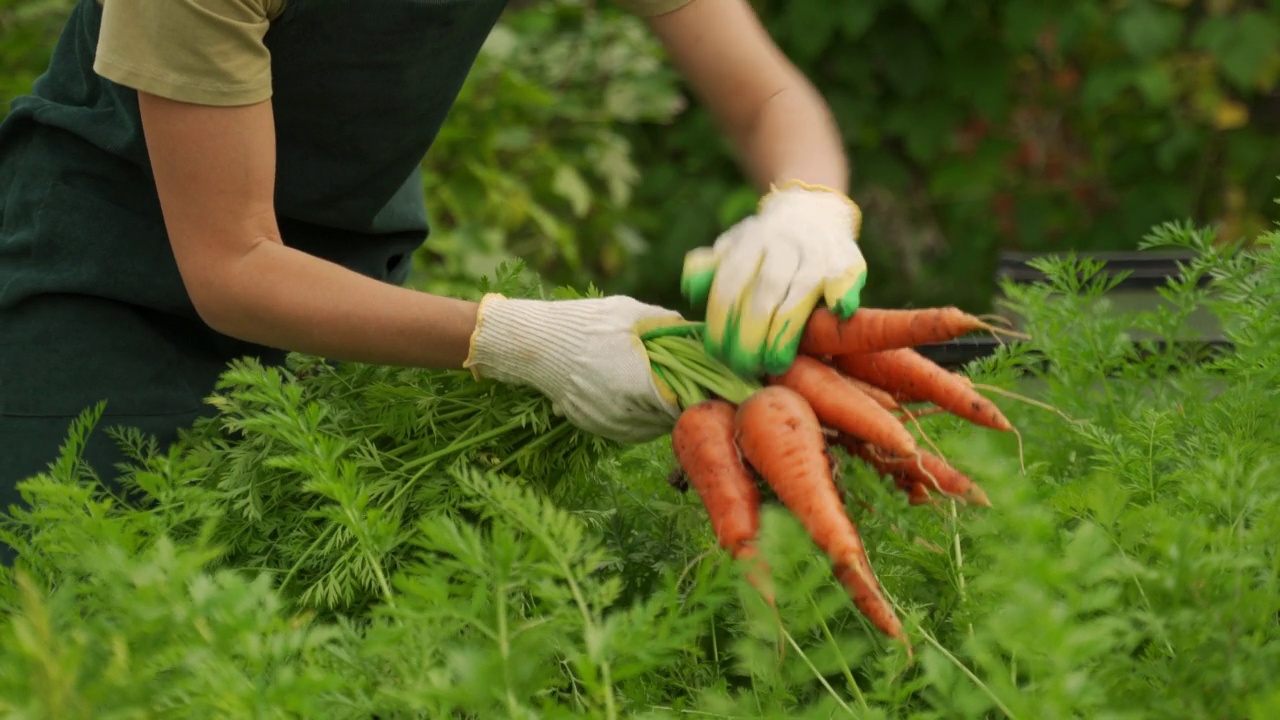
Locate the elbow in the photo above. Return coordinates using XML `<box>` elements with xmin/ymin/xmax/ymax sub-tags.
<box><xmin>179</xmin><ymin>259</ymin><xmax>258</xmax><ymax>340</ymax></box>
<box><xmin>175</xmin><ymin>237</ymin><xmax>274</xmax><ymax>339</ymax></box>
<box><xmin>185</xmin><ymin>275</ymin><xmax>242</xmax><ymax>338</ymax></box>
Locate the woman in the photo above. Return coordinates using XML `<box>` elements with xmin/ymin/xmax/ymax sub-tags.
<box><xmin>0</xmin><ymin>0</ymin><xmax>867</xmax><ymax>500</ymax></box>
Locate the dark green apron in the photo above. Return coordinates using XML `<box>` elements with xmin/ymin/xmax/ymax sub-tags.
<box><xmin>0</xmin><ymin>0</ymin><xmax>509</xmax><ymax>541</ymax></box>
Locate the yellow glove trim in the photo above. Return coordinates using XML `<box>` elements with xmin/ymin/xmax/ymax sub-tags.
<box><xmin>463</xmin><ymin>292</ymin><xmax>507</xmax><ymax>381</ymax></box>
<box><xmin>761</xmin><ymin>179</ymin><xmax>864</xmax><ymax>237</ymax></box>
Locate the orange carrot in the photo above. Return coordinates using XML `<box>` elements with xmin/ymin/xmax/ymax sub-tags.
<box><xmin>847</xmin><ymin>376</ymin><xmax>900</xmax><ymax>413</ymax></box>
<box><xmin>880</xmin><ymin>373</ymin><xmax>974</xmax><ymax>406</ymax></box>
<box><xmin>871</xmin><ymin>472</ymin><xmax>933</xmax><ymax>506</ymax></box>
<box><xmin>895</xmin><ymin>406</ymin><xmax>949</xmax><ymax>422</ymax></box>
<box><xmin>735</xmin><ymin>386</ymin><xmax>908</xmax><ymax>647</ymax></box>
<box><xmin>833</xmin><ymin>348</ymin><xmax>1014</xmax><ymax>432</ymax></box>
<box><xmin>671</xmin><ymin>400</ymin><xmax>774</xmax><ymax>604</ymax></box>
<box><xmin>837</xmin><ymin>433</ymin><xmax>991</xmax><ymax>507</ymax></box>
<box><xmin>898</xmin><ymin>479</ymin><xmax>934</xmax><ymax>506</ymax></box>
<box><xmin>799</xmin><ymin>306</ymin><xmax>1020</xmax><ymax>356</ymax></box>
<box><xmin>769</xmin><ymin>355</ymin><xmax>919</xmax><ymax>458</ymax></box>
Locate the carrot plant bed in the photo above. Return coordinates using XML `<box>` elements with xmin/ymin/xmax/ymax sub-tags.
<box><xmin>0</xmin><ymin>220</ymin><xmax>1277</xmax><ymax>719</ymax></box>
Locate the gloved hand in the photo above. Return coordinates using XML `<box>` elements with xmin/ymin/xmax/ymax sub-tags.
<box><xmin>463</xmin><ymin>293</ymin><xmax>686</xmax><ymax>444</ymax></box>
<box><xmin>681</xmin><ymin>180</ymin><xmax>868</xmax><ymax>377</ymax></box>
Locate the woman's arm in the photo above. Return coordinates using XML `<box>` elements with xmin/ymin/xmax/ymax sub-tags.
<box><xmin>140</xmin><ymin>91</ymin><xmax>690</xmax><ymax>443</ymax></box>
<box><xmin>643</xmin><ymin>0</ymin><xmax>849</xmax><ymax>193</ymax></box>
<box><xmin>138</xmin><ymin>92</ymin><xmax>480</xmax><ymax>369</ymax></box>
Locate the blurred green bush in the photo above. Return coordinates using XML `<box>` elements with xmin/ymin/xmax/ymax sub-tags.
<box><xmin>0</xmin><ymin>0</ymin><xmax>74</xmax><ymax>107</ymax></box>
<box><xmin>619</xmin><ymin>0</ymin><xmax>1280</xmax><ymax>312</ymax></box>
<box><xmin>410</xmin><ymin>0</ymin><xmax>686</xmax><ymax>300</ymax></box>
<box><xmin>4</xmin><ymin>0</ymin><xmax>1278</xmax><ymax>312</ymax></box>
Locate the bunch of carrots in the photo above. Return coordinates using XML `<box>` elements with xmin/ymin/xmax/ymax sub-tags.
<box><xmin>645</xmin><ymin>305</ymin><xmax>1031</xmax><ymax>657</ymax></box>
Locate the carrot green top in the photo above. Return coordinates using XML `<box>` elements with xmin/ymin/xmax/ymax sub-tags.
<box><xmin>91</xmin><ymin>0</ymin><xmax>695</xmax><ymax>108</ymax></box>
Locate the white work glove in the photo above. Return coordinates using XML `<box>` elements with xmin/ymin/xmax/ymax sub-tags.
<box><xmin>681</xmin><ymin>180</ymin><xmax>868</xmax><ymax>377</ymax></box>
<box><xmin>463</xmin><ymin>293</ymin><xmax>685</xmax><ymax>444</ymax></box>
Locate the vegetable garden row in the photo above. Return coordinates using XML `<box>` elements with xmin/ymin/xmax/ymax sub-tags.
<box><xmin>0</xmin><ymin>217</ymin><xmax>1276</xmax><ymax>718</ymax></box>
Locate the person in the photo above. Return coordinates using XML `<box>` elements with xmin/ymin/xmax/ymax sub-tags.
<box><xmin>0</xmin><ymin>0</ymin><xmax>867</xmax><ymax>504</ymax></box>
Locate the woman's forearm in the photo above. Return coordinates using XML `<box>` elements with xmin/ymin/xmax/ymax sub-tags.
<box><xmin>645</xmin><ymin>0</ymin><xmax>851</xmax><ymax>197</ymax></box>
<box><xmin>136</xmin><ymin>92</ymin><xmax>480</xmax><ymax>370</ymax></box>
<box><xmin>733</xmin><ymin>74</ymin><xmax>850</xmax><ymax>194</ymax></box>
<box><xmin>198</xmin><ymin>239</ymin><xmax>479</xmax><ymax>370</ymax></box>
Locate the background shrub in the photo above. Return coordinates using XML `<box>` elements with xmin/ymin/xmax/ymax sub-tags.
<box><xmin>3</xmin><ymin>0</ymin><xmax>1278</xmax><ymax>310</ymax></box>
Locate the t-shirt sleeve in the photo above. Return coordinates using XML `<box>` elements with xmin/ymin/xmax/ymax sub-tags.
<box><xmin>610</xmin><ymin>0</ymin><xmax>696</xmax><ymax>18</ymax></box>
<box><xmin>93</xmin><ymin>0</ymin><xmax>286</xmax><ymax>107</ymax></box>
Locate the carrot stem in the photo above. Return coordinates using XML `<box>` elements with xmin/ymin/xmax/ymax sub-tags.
<box><xmin>651</xmin><ymin>363</ymin><xmax>706</xmax><ymax>409</ymax></box>
<box><xmin>640</xmin><ymin>320</ymin><xmax>706</xmax><ymax>341</ymax></box>
<box><xmin>645</xmin><ymin>335</ymin><xmax>761</xmax><ymax>404</ymax></box>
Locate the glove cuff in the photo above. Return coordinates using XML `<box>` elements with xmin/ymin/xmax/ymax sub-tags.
<box><xmin>463</xmin><ymin>294</ymin><xmax>593</xmax><ymax>391</ymax></box>
<box><xmin>463</xmin><ymin>292</ymin><xmax>503</xmax><ymax>381</ymax></box>
<box><xmin>761</xmin><ymin>179</ymin><xmax>863</xmax><ymax>237</ymax></box>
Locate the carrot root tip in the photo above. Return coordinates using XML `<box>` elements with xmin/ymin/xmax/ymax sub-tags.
<box><xmin>739</xmin><ymin>552</ymin><xmax>778</xmax><ymax>609</ymax></box>
<box><xmin>971</xmin><ymin>382</ymin><xmax>1084</xmax><ymax>427</ymax></box>
<box><xmin>976</xmin><ymin>312</ymin><xmax>1016</xmax><ymax>328</ymax></box>
<box><xmin>1014</xmin><ymin>426</ymin><xmax>1027</xmax><ymax>476</ymax></box>
<box><xmin>667</xmin><ymin>466</ymin><xmax>689</xmax><ymax>492</ymax></box>
<box><xmin>965</xmin><ymin>483</ymin><xmax>992</xmax><ymax>507</ymax></box>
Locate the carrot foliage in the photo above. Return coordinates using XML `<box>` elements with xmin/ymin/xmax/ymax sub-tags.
<box><xmin>0</xmin><ymin>216</ymin><xmax>1278</xmax><ymax>717</ymax></box>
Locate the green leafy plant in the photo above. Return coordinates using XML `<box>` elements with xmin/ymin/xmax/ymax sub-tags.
<box><xmin>0</xmin><ymin>0</ymin><xmax>75</xmax><ymax>111</ymax></box>
<box><xmin>4</xmin><ymin>5</ymin><xmax>1280</xmax><ymax>713</ymax></box>
<box><xmin>410</xmin><ymin>0</ymin><xmax>684</xmax><ymax>299</ymax></box>
<box><xmin>2</xmin><ymin>205</ymin><xmax>1279</xmax><ymax>717</ymax></box>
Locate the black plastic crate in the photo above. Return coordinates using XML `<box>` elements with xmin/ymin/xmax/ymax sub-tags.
<box><xmin>914</xmin><ymin>250</ymin><xmax>1230</xmax><ymax>370</ymax></box>
<box><xmin>994</xmin><ymin>249</ymin><xmax>1209</xmax><ymax>290</ymax></box>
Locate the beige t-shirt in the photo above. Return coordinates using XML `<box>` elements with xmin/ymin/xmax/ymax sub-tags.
<box><xmin>92</xmin><ymin>0</ymin><xmax>694</xmax><ymax>107</ymax></box>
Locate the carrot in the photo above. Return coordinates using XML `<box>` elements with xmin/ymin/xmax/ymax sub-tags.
<box><xmin>837</xmin><ymin>433</ymin><xmax>991</xmax><ymax>507</ymax></box>
<box><xmin>735</xmin><ymin>386</ymin><xmax>908</xmax><ymax>648</ymax></box>
<box><xmin>769</xmin><ymin>355</ymin><xmax>919</xmax><ymax>458</ymax></box>
<box><xmin>895</xmin><ymin>477</ymin><xmax>935</xmax><ymax>506</ymax></box>
<box><xmin>833</xmin><ymin>348</ymin><xmax>1014</xmax><ymax>432</ymax></box>
<box><xmin>885</xmin><ymin>373</ymin><xmax>975</xmax><ymax>406</ymax></box>
<box><xmin>885</xmin><ymin>476</ymin><xmax>936</xmax><ymax>504</ymax></box>
<box><xmin>895</xmin><ymin>406</ymin><xmax>949</xmax><ymax>422</ymax></box>
<box><xmin>799</xmin><ymin>306</ymin><xmax>1025</xmax><ymax>356</ymax></box>
<box><xmin>847</xmin><ymin>376</ymin><xmax>900</xmax><ymax>413</ymax></box>
<box><xmin>848</xmin><ymin>469</ymin><xmax>933</xmax><ymax>506</ymax></box>
<box><xmin>671</xmin><ymin>400</ymin><xmax>775</xmax><ymax>605</ymax></box>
